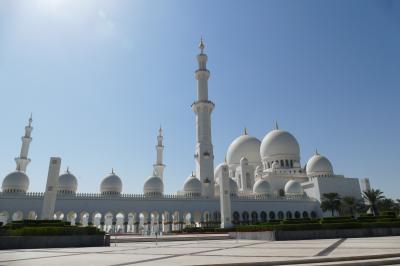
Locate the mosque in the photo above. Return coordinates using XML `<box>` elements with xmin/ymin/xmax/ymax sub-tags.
<box><xmin>0</xmin><ymin>40</ymin><xmax>365</xmax><ymax>234</ymax></box>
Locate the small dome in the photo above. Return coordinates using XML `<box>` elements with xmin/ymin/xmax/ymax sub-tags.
<box><xmin>260</xmin><ymin>129</ymin><xmax>300</xmax><ymax>161</ymax></box>
<box><xmin>144</xmin><ymin>175</ymin><xmax>164</xmax><ymax>196</ymax></box>
<box><xmin>284</xmin><ymin>180</ymin><xmax>304</xmax><ymax>196</ymax></box>
<box><xmin>306</xmin><ymin>152</ymin><xmax>334</xmax><ymax>177</ymax></box>
<box><xmin>226</xmin><ymin>134</ymin><xmax>261</xmax><ymax>165</ymax></box>
<box><xmin>183</xmin><ymin>173</ymin><xmax>201</xmax><ymax>196</ymax></box>
<box><xmin>100</xmin><ymin>171</ymin><xmax>122</xmax><ymax>195</ymax></box>
<box><xmin>253</xmin><ymin>179</ymin><xmax>271</xmax><ymax>195</ymax></box>
<box><xmin>58</xmin><ymin>169</ymin><xmax>78</xmax><ymax>194</ymax></box>
<box><xmin>2</xmin><ymin>170</ymin><xmax>29</xmax><ymax>193</ymax></box>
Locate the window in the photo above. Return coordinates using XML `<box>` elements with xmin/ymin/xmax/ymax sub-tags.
<box><xmin>280</xmin><ymin>160</ymin><xmax>284</xmax><ymax>167</ymax></box>
<box><xmin>278</xmin><ymin>211</ymin><xmax>284</xmax><ymax>220</ymax></box>
<box><xmin>294</xmin><ymin>211</ymin><xmax>301</xmax><ymax>219</ymax></box>
<box><xmin>269</xmin><ymin>211</ymin><xmax>275</xmax><ymax>220</ymax></box>
<box><xmin>251</xmin><ymin>212</ymin><xmax>258</xmax><ymax>223</ymax></box>
<box><xmin>311</xmin><ymin>211</ymin><xmax>317</xmax><ymax>219</ymax></box>
<box><xmin>260</xmin><ymin>211</ymin><xmax>267</xmax><ymax>222</ymax></box>
<box><xmin>286</xmin><ymin>211</ymin><xmax>292</xmax><ymax>219</ymax></box>
<box><xmin>302</xmin><ymin>211</ymin><xmax>309</xmax><ymax>218</ymax></box>
<box><xmin>285</xmin><ymin>160</ymin><xmax>289</xmax><ymax>167</ymax></box>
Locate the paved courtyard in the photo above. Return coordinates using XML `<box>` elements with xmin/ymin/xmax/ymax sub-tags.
<box><xmin>1</xmin><ymin>236</ymin><xmax>400</xmax><ymax>265</ymax></box>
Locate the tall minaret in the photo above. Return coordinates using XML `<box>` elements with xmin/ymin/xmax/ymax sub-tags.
<box><xmin>153</xmin><ymin>126</ymin><xmax>165</xmax><ymax>181</ymax></box>
<box><xmin>15</xmin><ymin>114</ymin><xmax>33</xmax><ymax>172</ymax></box>
<box><xmin>192</xmin><ymin>38</ymin><xmax>215</xmax><ymax>198</ymax></box>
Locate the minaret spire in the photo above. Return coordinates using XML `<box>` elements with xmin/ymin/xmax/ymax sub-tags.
<box><xmin>192</xmin><ymin>37</ymin><xmax>215</xmax><ymax>198</ymax></box>
<box><xmin>15</xmin><ymin>114</ymin><xmax>34</xmax><ymax>172</ymax></box>
<box><xmin>153</xmin><ymin>126</ymin><xmax>165</xmax><ymax>181</ymax></box>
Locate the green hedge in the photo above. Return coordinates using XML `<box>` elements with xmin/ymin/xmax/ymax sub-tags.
<box><xmin>235</xmin><ymin>221</ymin><xmax>400</xmax><ymax>232</ymax></box>
<box><xmin>0</xmin><ymin>220</ymin><xmax>104</xmax><ymax>236</ymax></box>
<box><xmin>2</xmin><ymin>226</ymin><xmax>104</xmax><ymax>236</ymax></box>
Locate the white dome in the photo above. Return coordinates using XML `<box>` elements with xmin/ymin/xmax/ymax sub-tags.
<box><xmin>284</xmin><ymin>180</ymin><xmax>304</xmax><ymax>195</ymax></box>
<box><xmin>144</xmin><ymin>175</ymin><xmax>164</xmax><ymax>196</ymax></box>
<box><xmin>306</xmin><ymin>153</ymin><xmax>334</xmax><ymax>177</ymax></box>
<box><xmin>2</xmin><ymin>170</ymin><xmax>29</xmax><ymax>193</ymax></box>
<box><xmin>260</xmin><ymin>129</ymin><xmax>300</xmax><ymax>161</ymax></box>
<box><xmin>226</xmin><ymin>134</ymin><xmax>261</xmax><ymax>165</ymax></box>
<box><xmin>100</xmin><ymin>171</ymin><xmax>122</xmax><ymax>195</ymax></box>
<box><xmin>58</xmin><ymin>170</ymin><xmax>78</xmax><ymax>194</ymax></box>
<box><xmin>214</xmin><ymin>177</ymin><xmax>238</xmax><ymax>196</ymax></box>
<box><xmin>183</xmin><ymin>174</ymin><xmax>201</xmax><ymax>196</ymax></box>
<box><xmin>253</xmin><ymin>179</ymin><xmax>271</xmax><ymax>195</ymax></box>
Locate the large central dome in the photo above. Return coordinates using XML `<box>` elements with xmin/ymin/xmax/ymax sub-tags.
<box><xmin>260</xmin><ymin>129</ymin><xmax>300</xmax><ymax>161</ymax></box>
<box><xmin>226</xmin><ymin>133</ymin><xmax>261</xmax><ymax>165</ymax></box>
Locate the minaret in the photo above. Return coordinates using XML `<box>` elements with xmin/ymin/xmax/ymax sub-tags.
<box><xmin>153</xmin><ymin>126</ymin><xmax>165</xmax><ymax>181</ymax></box>
<box><xmin>191</xmin><ymin>38</ymin><xmax>215</xmax><ymax>198</ymax></box>
<box><xmin>15</xmin><ymin>114</ymin><xmax>33</xmax><ymax>172</ymax></box>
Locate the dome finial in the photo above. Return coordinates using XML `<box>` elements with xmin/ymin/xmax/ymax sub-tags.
<box><xmin>244</xmin><ymin>127</ymin><xmax>248</xmax><ymax>135</ymax></box>
<box><xmin>17</xmin><ymin>162</ymin><xmax>21</xmax><ymax>171</ymax></box>
<box><xmin>315</xmin><ymin>148</ymin><xmax>319</xmax><ymax>155</ymax></box>
<box><xmin>66</xmin><ymin>166</ymin><xmax>70</xmax><ymax>173</ymax></box>
<box><xmin>111</xmin><ymin>168</ymin><xmax>114</xmax><ymax>174</ymax></box>
<box><xmin>274</xmin><ymin>121</ymin><xmax>279</xmax><ymax>130</ymax></box>
<box><xmin>199</xmin><ymin>36</ymin><xmax>205</xmax><ymax>54</ymax></box>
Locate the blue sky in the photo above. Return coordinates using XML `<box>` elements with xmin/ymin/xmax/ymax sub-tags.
<box><xmin>0</xmin><ymin>0</ymin><xmax>399</xmax><ymax>199</ymax></box>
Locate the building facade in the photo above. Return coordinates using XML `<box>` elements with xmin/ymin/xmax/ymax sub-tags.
<box><xmin>0</xmin><ymin>40</ymin><xmax>364</xmax><ymax>233</ymax></box>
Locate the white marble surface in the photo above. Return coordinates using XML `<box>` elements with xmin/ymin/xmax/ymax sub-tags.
<box><xmin>1</xmin><ymin>236</ymin><xmax>400</xmax><ymax>266</ymax></box>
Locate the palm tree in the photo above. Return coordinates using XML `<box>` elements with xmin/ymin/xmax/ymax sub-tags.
<box><xmin>321</xmin><ymin>193</ymin><xmax>341</xmax><ymax>217</ymax></box>
<box><xmin>341</xmin><ymin>196</ymin><xmax>358</xmax><ymax>217</ymax></box>
<box><xmin>362</xmin><ymin>189</ymin><xmax>385</xmax><ymax>216</ymax></box>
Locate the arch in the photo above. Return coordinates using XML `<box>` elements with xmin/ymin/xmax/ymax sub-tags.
<box><xmin>54</xmin><ymin>211</ymin><xmax>65</xmax><ymax>220</ymax></box>
<box><xmin>242</xmin><ymin>211</ymin><xmax>249</xmax><ymax>223</ymax></box>
<box><xmin>193</xmin><ymin>211</ymin><xmax>201</xmax><ymax>226</ymax></box>
<box><xmin>213</xmin><ymin>211</ymin><xmax>221</xmax><ymax>223</ymax></box>
<box><xmin>286</xmin><ymin>211</ymin><xmax>292</xmax><ymax>219</ymax></box>
<box><xmin>302</xmin><ymin>211</ymin><xmax>309</xmax><ymax>218</ymax></box>
<box><xmin>251</xmin><ymin>211</ymin><xmax>258</xmax><ymax>223</ymax></box>
<box><xmin>67</xmin><ymin>211</ymin><xmax>77</xmax><ymax>225</ymax></box>
<box><xmin>92</xmin><ymin>212</ymin><xmax>102</xmax><ymax>228</ymax></box>
<box><xmin>139</xmin><ymin>211</ymin><xmax>149</xmax><ymax>235</ymax></box>
<box><xmin>116</xmin><ymin>212</ymin><xmax>125</xmax><ymax>233</ymax></box>
<box><xmin>0</xmin><ymin>211</ymin><xmax>9</xmax><ymax>225</ymax></box>
<box><xmin>203</xmin><ymin>211</ymin><xmax>210</xmax><ymax>225</ymax></box>
<box><xmin>233</xmin><ymin>211</ymin><xmax>240</xmax><ymax>224</ymax></box>
<box><xmin>269</xmin><ymin>211</ymin><xmax>275</xmax><ymax>220</ymax></box>
<box><xmin>311</xmin><ymin>211</ymin><xmax>317</xmax><ymax>219</ymax></box>
<box><xmin>294</xmin><ymin>211</ymin><xmax>301</xmax><ymax>219</ymax></box>
<box><xmin>260</xmin><ymin>211</ymin><xmax>267</xmax><ymax>222</ymax></box>
<box><xmin>104</xmin><ymin>212</ymin><xmax>114</xmax><ymax>233</ymax></box>
<box><xmin>277</xmin><ymin>211</ymin><xmax>284</xmax><ymax>220</ymax></box>
<box><xmin>27</xmin><ymin>211</ymin><xmax>37</xmax><ymax>220</ymax></box>
<box><xmin>80</xmin><ymin>211</ymin><xmax>90</xmax><ymax>226</ymax></box>
<box><xmin>12</xmin><ymin>211</ymin><xmax>23</xmax><ymax>221</ymax></box>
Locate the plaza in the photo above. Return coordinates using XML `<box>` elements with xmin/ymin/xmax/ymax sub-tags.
<box><xmin>1</xmin><ymin>236</ymin><xmax>400</xmax><ymax>266</ymax></box>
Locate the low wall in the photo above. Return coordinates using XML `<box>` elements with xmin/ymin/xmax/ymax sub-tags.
<box><xmin>229</xmin><ymin>228</ymin><xmax>400</xmax><ymax>241</ymax></box>
<box><xmin>0</xmin><ymin>234</ymin><xmax>110</xmax><ymax>249</ymax></box>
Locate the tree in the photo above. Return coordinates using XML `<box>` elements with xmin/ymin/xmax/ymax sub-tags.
<box><xmin>341</xmin><ymin>196</ymin><xmax>359</xmax><ymax>217</ymax></box>
<box><xmin>362</xmin><ymin>189</ymin><xmax>385</xmax><ymax>216</ymax></box>
<box><xmin>377</xmin><ymin>198</ymin><xmax>396</xmax><ymax>213</ymax></box>
<box><xmin>321</xmin><ymin>193</ymin><xmax>341</xmax><ymax>217</ymax></box>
